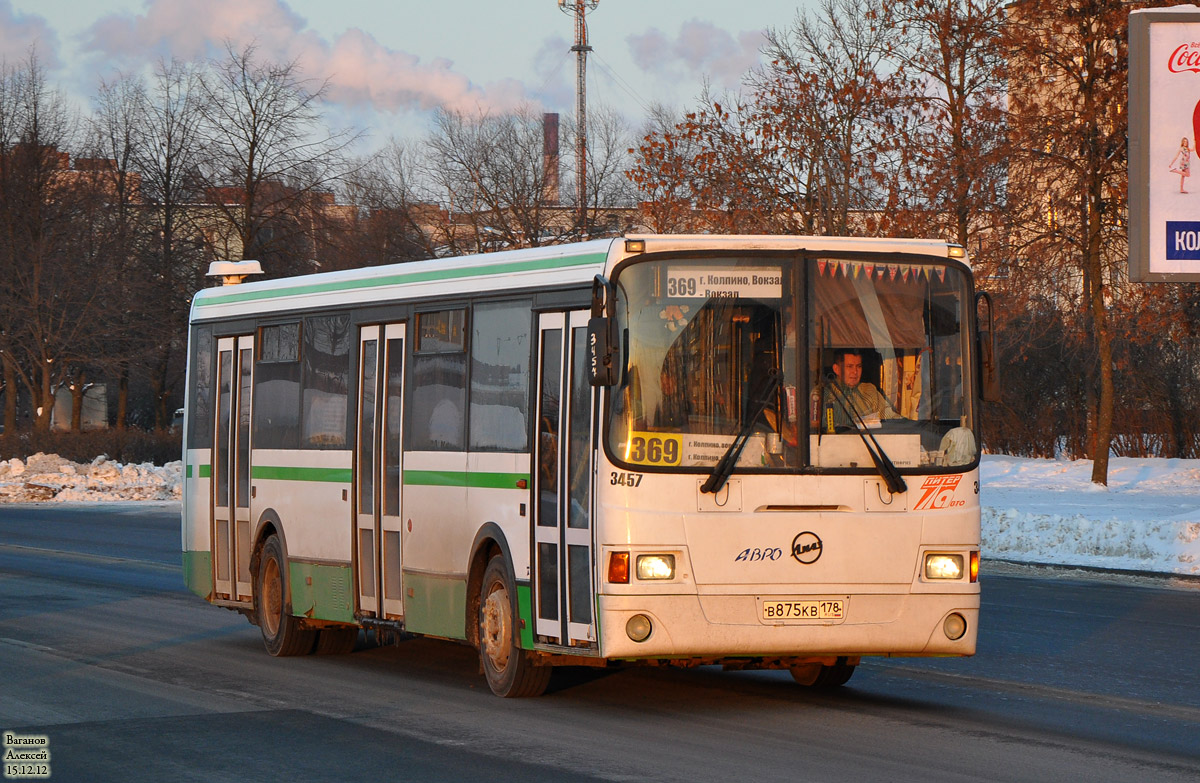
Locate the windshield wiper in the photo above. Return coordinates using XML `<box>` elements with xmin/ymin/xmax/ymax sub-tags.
<box><xmin>823</xmin><ymin>377</ymin><xmax>907</xmax><ymax>496</ymax></box>
<box><xmin>701</xmin><ymin>369</ymin><xmax>781</xmax><ymax>495</ymax></box>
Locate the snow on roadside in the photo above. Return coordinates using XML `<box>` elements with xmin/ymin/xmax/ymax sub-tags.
<box><xmin>982</xmin><ymin>455</ymin><xmax>1200</xmax><ymax>576</ymax></box>
<box><xmin>0</xmin><ymin>453</ymin><xmax>181</xmax><ymax>502</ymax></box>
<box><xmin>0</xmin><ymin>450</ymin><xmax>1197</xmax><ymax>577</ymax></box>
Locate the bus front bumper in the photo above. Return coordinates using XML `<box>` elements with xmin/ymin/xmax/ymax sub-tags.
<box><xmin>597</xmin><ymin>591</ymin><xmax>978</xmax><ymax>661</ymax></box>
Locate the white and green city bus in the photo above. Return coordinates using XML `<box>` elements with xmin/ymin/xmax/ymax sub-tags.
<box><xmin>182</xmin><ymin>234</ymin><xmax>996</xmax><ymax>696</ymax></box>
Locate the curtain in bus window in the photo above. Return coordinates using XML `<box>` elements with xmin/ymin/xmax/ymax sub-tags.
<box><xmin>813</xmin><ymin>264</ymin><xmax>927</xmax><ymax>349</ymax></box>
<box><xmin>469</xmin><ymin>302</ymin><xmax>531</xmax><ymax>452</ymax></box>
<box><xmin>302</xmin><ymin>314</ymin><xmax>351</xmax><ymax>448</ymax></box>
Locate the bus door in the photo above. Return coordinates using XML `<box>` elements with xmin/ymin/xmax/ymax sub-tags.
<box><xmin>354</xmin><ymin>324</ymin><xmax>407</xmax><ymax>619</ymax></box>
<box><xmin>533</xmin><ymin>311</ymin><xmax>596</xmax><ymax>648</ymax></box>
<box><xmin>213</xmin><ymin>335</ymin><xmax>254</xmax><ymax>602</ymax></box>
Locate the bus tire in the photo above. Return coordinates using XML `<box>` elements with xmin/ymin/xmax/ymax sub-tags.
<box><xmin>256</xmin><ymin>534</ymin><xmax>316</xmax><ymax>656</ymax></box>
<box><xmin>314</xmin><ymin>627</ymin><xmax>359</xmax><ymax>655</ymax></box>
<box><xmin>478</xmin><ymin>556</ymin><xmax>550</xmax><ymax>697</ymax></box>
<box><xmin>790</xmin><ymin>659</ymin><xmax>856</xmax><ymax>688</ymax></box>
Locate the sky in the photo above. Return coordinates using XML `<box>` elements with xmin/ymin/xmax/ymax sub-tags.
<box><xmin>0</xmin><ymin>0</ymin><xmax>814</xmax><ymax>151</ymax></box>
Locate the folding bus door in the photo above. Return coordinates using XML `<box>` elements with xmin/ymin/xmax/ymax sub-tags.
<box><xmin>354</xmin><ymin>324</ymin><xmax>407</xmax><ymax>620</ymax></box>
<box><xmin>212</xmin><ymin>334</ymin><xmax>254</xmax><ymax>602</ymax></box>
<box><xmin>532</xmin><ymin>310</ymin><xmax>596</xmax><ymax>648</ymax></box>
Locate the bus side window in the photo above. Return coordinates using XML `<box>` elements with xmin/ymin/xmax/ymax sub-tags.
<box><xmin>410</xmin><ymin>309</ymin><xmax>468</xmax><ymax>451</ymax></box>
<box><xmin>189</xmin><ymin>326</ymin><xmax>214</xmax><ymax>449</ymax></box>
<box><xmin>302</xmin><ymin>314</ymin><xmax>352</xmax><ymax>448</ymax></box>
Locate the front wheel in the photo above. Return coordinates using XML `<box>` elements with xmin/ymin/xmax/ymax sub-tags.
<box><xmin>257</xmin><ymin>534</ymin><xmax>316</xmax><ymax>656</ymax></box>
<box><xmin>478</xmin><ymin>556</ymin><xmax>550</xmax><ymax>697</ymax></box>
<box><xmin>790</xmin><ymin>659</ymin><xmax>856</xmax><ymax>688</ymax></box>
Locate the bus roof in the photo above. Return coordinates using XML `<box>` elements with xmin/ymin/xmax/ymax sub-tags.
<box><xmin>189</xmin><ymin>234</ymin><xmax>966</xmax><ymax>323</ymax></box>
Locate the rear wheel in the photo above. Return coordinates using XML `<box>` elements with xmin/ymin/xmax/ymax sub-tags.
<box><xmin>257</xmin><ymin>534</ymin><xmax>316</xmax><ymax>656</ymax></box>
<box><xmin>478</xmin><ymin>556</ymin><xmax>550</xmax><ymax>697</ymax></box>
<box><xmin>790</xmin><ymin>659</ymin><xmax>856</xmax><ymax>688</ymax></box>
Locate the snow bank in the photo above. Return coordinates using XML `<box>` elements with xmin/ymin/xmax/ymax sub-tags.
<box><xmin>982</xmin><ymin>455</ymin><xmax>1200</xmax><ymax>576</ymax></box>
<box><xmin>0</xmin><ymin>450</ymin><xmax>1196</xmax><ymax>577</ymax></box>
<box><xmin>0</xmin><ymin>453</ymin><xmax>181</xmax><ymax>502</ymax></box>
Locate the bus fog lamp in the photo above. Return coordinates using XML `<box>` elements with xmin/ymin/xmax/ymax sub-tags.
<box><xmin>636</xmin><ymin>554</ymin><xmax>675</xmax><ymax>580</ymax></box>
<box><xmin>943</xmin><ymin>613</ymin><xmax>967</xmax><ymax>641</ymax></box>
<box><xmin>626</xmin><ymin>614</ymin><xmax>653</xmax><ymax>642</ymax></box>
<box><xmin>924</xmin><ymin>554</ymin><xmax>964</xmax><ymax>580</ymax></box>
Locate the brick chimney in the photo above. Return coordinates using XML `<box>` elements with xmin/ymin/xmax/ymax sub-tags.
<box><xmin>543</xmin><ymin>112</ymin><xmax>560</xmax><ymax>206</ymax></box>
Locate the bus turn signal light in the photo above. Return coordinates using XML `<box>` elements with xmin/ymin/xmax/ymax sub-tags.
<box><xmin>608</xmin><ymin>551</ymin><xmax>630</xmax><ymax>584</ymax></box>
<box><xmin>970</xmin><ymin>550</ymin><xmax>980</xmax><ymax>582</ymax></box>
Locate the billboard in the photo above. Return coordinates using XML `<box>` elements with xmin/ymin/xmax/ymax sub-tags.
<box><xmin>1129</xmin><ymin>7</ymin><xmax>1200</xmax><ymax>282</ymax></box>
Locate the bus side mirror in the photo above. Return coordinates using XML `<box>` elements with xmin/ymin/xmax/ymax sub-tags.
<box><xmin>975</xmin><ymin>292</ymin><xmax>1000</xmax><ymax>402</ymax></box>
<box><xmin>589</xmin><ymin>274</ymin><xmax>619</xmax><ymax>387</ymax></box>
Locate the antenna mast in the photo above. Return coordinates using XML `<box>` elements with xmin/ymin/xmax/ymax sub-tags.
<box><xmin>559</xmin><ymin>0</ymin><xmax>598</xmax><ymax>238</ymax></box>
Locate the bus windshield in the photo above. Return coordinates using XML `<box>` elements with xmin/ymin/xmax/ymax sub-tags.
<box><xmin>607</xmin><ymin>254</ymin><xmax>977</xmax><ymax>473</ymax></box>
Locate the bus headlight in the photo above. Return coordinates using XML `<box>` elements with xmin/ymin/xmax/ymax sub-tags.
<box><xmin>924</xmin><ymin>554</ymin><xmax>964</xmax><ymax>580</ymax></box>
<box><xmin>636</xmin><ymin>554</ymin><xmax>675</xmax><ymax>580</ymax></box>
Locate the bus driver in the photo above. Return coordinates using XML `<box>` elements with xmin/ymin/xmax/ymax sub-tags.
<box><xmin>824</xmin><ymin>349</ymin><xmax>904</xmax><ymax>431</ymax></box>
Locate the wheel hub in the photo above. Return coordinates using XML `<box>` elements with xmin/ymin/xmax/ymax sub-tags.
<box><xmin>482</xmin><ymin>585</ymin><xmax>511</xmax><ymax>671</ymax></box>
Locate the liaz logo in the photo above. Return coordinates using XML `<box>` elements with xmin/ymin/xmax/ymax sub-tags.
<box><xmin>791</xmin><ymin>532</ymin><xmax>822</xmax><ymax>564</ymax></box>
<box><xmin>913</xmin><ymin>475</ymin><xmax>965</xmax><ymax>511</ymax></box>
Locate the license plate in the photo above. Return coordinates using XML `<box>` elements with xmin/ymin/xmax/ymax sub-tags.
<box><xmin>760</xmin><ymin>598</ymin><xmax>846</xmax><ymax>622</ymax></box>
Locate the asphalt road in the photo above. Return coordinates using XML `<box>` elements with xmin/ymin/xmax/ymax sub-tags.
<box><xmin>1</xmin><ymin>504</ymin><xmax>1198</xmax><ymax>782</ymax></box>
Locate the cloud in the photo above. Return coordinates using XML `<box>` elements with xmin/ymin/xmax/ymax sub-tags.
<box><xmin>78</xmin><ymin>0</ymin><xmax>527</xmax><ymax>116</ymax></box>
<box><xmin>0</xmin><ymin>0</ymin><xmax>60</xmax><ymax>69</ymax></box>
<box><xmin>626</xmin><ymin>20</ymin><xmax>764</xmax><ymax>92</ymax></box>
<box><xmin>532</xmin><ymin>34</ymin><xmax>574</xmax><ymax>110</ymax></box>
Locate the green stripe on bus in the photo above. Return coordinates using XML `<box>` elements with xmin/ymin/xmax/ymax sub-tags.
<box><xmin>183</xmin><ymin>550</ymin><xmax>212</xmax><ymax>599</ymax></box>
<box><xmin>187</xmin><ymin>464</ymin><xmax>212</xmax><ymax>479</ymax></box>
<box><xmin>516</xmin><ymin>584</ymin><xmax>535</xmax><ymax>650</ymax></box>
<box><xmin>403</xmin><ymin>470</ymin><xmax>529</xmax><ymax>489</ymax></box>
<box><xmin>251</xmin><ymin>465</ymin><xmax>354</xmax><ymax>483</ymax></box>
<box><xmin>195</xmin><ymin>251</ymin><xmax>609</xmax><ymax>307</ymax></box>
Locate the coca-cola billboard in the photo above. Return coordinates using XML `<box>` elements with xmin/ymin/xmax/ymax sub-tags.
<box><xmin>1129</xmin><ymin>9</ymin><xmax>1200</xmax><ymax>281</ymax></box>
<box><xmin>1168</xmin><ymin>43</ymin><xmax>1200</xmax><ymax>74</ymax></box>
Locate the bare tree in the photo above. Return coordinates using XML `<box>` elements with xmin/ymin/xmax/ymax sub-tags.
<box><xmin>627</xmin><ymin>102</ymin><xmax>707</xmax><ymax>233</ymax></box>
<box><xmin>132</xmin><ymin>58</ymin><xmax>213</xmax><ymax>429</ymax></box>
<box><xmin>195</xmin><ymin>41</ymin><xmax>359</xmax><ymax>276</ymax></box>
<box><xmin>87</xmin><ymin>71</ymin><xmax>157</xmax><ymax>429</ymax></box>
<box><xmin>893</xmin><ymin>0</ymin><xmax>1008</xmax><ymax>248</ymax></box>
<box><xmin>334</xmin><ymin>140</ymin><xmax>438</xmax><ymax>267</ymax></box>
<box><xmin>424</xmin><ymin>106</ymin><xmax>565</xmax><ymax>252</ymax></box>
<box><xmin>0</xmin><ymin>51</ymin><xmax>112</xmax><ymax>432</ymax></box>
<box><xmin>560</xmin><ymin>104</ymin><xmax>637</xmax><ymax>235</ymax></box>
<box><xmin>756</xmin><ymin>0</ymin><xmax>912</xmax><ymax>235</ymax></box>
<box><xmin>1005</xmin><ymin>0</ymin><xmax>1131</xmax><ymax>483</ymax></box>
